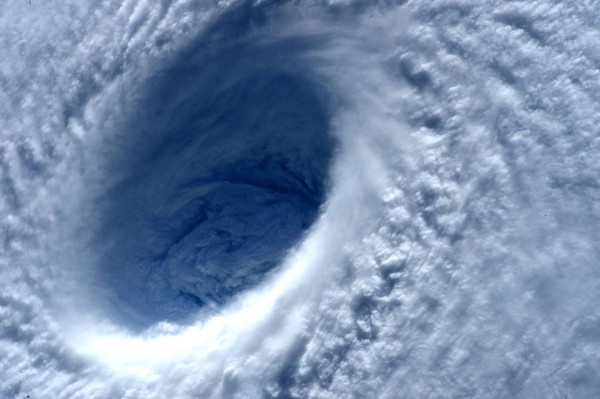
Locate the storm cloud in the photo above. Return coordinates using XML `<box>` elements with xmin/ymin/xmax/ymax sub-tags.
<box><xmin>1</xmin><ymin>1</ymin><xmax>600</xmax><ymax>398</ymax></box>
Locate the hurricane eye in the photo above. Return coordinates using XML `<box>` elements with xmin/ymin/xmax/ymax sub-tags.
<box><xmin>90</xmin><ymin>51</ymin><xmax>335</xmax><ymax>329</ymax></box>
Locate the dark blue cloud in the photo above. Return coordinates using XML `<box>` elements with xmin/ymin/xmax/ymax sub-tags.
<box><xmin>85</xmin><ymin>11</ymin><xmax>336</xmax><ymax>329</ymax></box>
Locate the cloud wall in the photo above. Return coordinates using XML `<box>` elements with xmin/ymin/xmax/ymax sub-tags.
<box><xmin>1</xmin><ymin>0</ymin><xmax>600</xmax><ymax>398</ymax></box>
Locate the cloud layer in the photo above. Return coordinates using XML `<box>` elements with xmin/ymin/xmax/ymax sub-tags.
<box><xmin>1</xmin><ymin>0</ymin><xmax>600</xmax><ymax>398</ymax></box>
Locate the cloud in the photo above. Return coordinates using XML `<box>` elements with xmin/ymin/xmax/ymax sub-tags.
<box><xmin>1</xmin><ymin>0</ymin><xmax>600</xmax><ymax>398</ymax></box>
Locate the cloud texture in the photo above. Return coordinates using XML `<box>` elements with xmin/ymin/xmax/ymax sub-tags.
<box><xmin>1</xmin><ymin>0</ymin><xmax>600</xmax><ymax>398</ymax></box>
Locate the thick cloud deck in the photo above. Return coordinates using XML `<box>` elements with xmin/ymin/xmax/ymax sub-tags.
<box><xmin>3</xmin><ymin>0</ymin><xmax>600</xmax><ymax>398</ymax></box>
<box><xmin>91</xmin><ymin>46</ymin><xmax>334</xmax><ymax>328</ymax></box>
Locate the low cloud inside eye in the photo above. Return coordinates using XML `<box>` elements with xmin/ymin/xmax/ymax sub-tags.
<box><xmin>88</xmin><ymin>48</ymin><xmax>335</xmax><ymax>330</ymax></box>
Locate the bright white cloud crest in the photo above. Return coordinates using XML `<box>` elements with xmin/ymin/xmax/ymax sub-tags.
<box><xmin>1</xmin><ymin>0</ymin><xmax>600</xmax><ymax>398</ymax></box>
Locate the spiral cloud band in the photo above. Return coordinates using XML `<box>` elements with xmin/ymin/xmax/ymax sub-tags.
<box><xmin>1</xmin><ymin>0</ymin><xmax>600</xmax><ymax>398</ymax></box>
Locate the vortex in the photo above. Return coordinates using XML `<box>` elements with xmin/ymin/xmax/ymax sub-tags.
<box><xmin>84</xmin><ymin>33</ymin><xmax>335</xmax><ymax>329</ymax></box>
<box><xmin>3</xmin><ymin>1</ymin><xmax>600</xmax><ymax>398</ymax></box>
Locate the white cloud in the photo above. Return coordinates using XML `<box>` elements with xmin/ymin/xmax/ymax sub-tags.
<box><xmin>1</xmin><ymin>0</ymin><xmax>600</xmax><ymax>398</ymax></box>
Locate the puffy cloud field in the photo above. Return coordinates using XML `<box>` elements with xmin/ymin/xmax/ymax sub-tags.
<box><xmin>1</xmin><ymin>0</ymin><xmax>599</xmax><ymax>398</ymax></box>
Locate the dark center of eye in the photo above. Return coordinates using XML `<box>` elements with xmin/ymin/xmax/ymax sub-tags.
<box><xmin>92</xmin><ymin>59</ymin><xmax>334</xmax><ymax>330</ymax></box>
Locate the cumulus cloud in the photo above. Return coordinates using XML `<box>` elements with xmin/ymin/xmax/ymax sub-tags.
<box><xmin>1</xmin><ymin>0</ymin><xmax>600</xmax><ymax>398</ymax></box>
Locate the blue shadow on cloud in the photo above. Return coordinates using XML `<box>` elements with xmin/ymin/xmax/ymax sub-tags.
<box><xmin>91</xmin><ymin>3</ymin><xmax>335</xmax><ymax>330</ymax></box>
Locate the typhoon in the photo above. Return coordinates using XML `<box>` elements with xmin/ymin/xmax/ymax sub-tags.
<box><xmin>1</xmin><ymin>0</ymin><xmax>600</xmax><ymax>398</ymax></box>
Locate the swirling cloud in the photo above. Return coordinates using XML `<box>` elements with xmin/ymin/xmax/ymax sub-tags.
<box><xmin>1</xmin><ymin>1</ymin><xmax>600</xmax><ymax>398</ymax></box>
